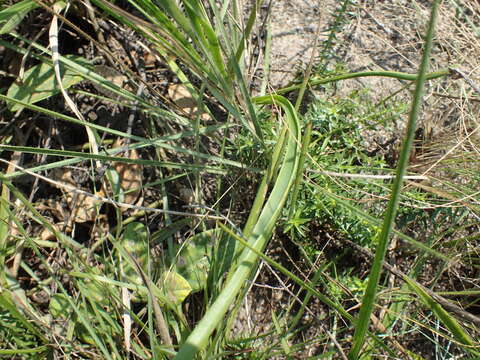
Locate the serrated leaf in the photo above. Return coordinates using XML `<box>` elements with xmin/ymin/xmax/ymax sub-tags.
<box><xmin>0</xmin><ymin>0</ymin><xmax>39</xmax><ymax>34</ymax></box>
<box><xmin>6</xmin><ymin>55</ymin><xmax>89</xmax><ymax>111</ymax></box>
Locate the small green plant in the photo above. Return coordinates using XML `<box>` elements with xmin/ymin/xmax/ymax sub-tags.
<box><xmin>279</xmin><ymin>87</ymin><xmax>406</xmax><ymax>247</ymax></box>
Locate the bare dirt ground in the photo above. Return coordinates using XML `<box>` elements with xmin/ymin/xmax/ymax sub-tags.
<box><xmin>267</xmin><ymin>0</ymin><xmax>480</xmax><ymax>139</ymax></box>
<box><xmin>262</xmin><ymin>0</ymin><xmax>480</xmax><ymax>160</ymax></box>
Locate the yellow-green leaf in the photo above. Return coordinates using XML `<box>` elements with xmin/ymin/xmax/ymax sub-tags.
<box><xmin>158</xmin><ymin>271</ymin><xmax>191</xmax><ymax>305</ymax></box>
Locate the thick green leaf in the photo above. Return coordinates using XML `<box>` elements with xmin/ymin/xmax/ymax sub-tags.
<box><xmin>175</xmin><ymin>94</ymin><xmax>301</xmax><ymax>359</ymax></box>
<box><xmin>0</xmin><ymin>0</ymin><xmax>39</xmax><ymax>34</ymax></box>
<box><xmin>6</xmin><ymin>55</ymin><xmax>89</xmax><ymax>111</ymax></box>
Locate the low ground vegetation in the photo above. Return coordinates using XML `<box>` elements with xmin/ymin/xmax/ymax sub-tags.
<box><xmin>0</xmin><ymin>0</ymin><xmax>479</xmax><ymax>359</ymax></box>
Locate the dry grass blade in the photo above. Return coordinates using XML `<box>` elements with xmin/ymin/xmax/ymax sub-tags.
<box><xmin>0</xmin><ymin>159</ymin><xmax>223</xmax><ymax>221</ymax></box>
<box><xmin>48</xmin><ymin>2</ymin><xmax>100</xmax><ymax>166</ymax></box>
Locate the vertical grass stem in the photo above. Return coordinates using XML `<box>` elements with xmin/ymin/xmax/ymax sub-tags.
<box><xmin>348</xmin><ymin>1</ymin><xmax>440</xmax><ymax>358</ymax></box>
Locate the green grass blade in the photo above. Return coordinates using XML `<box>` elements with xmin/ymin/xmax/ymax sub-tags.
<box><xmin>348</xmin><ymin>1</ymin><xmax>441</xmax><ymax>358</ymax></box>
<box><xmin>404</xmin><ymin>278</ymin><xmax>480</xmax><ymax>356</ymax></box>
<box><xmin>0</xmin><ymin>182</ymin><xmax>9</xmax><ymax>284</ymax></box>
<box><xmin>233</xmin><ymin>0</ymin><xmax>259</xmax><ymax>64</ymax></box>
<box><xmin>276</xmin><ymin>69</ymin><xmax>450</xmax><ymax>96</ymax></box>
<box><xmin>183</xmin><ymin>0</ymin><xmax>229</xmax><ymax>83</ymax></box>
<box><xmin>174</xmin><ymin>94</ymin><xmax>301</xmax><ymax>359</ymax></box>
<box><xmin>0</xmin><ymin>0</ymin><xmax>38</xmax><ymax>34</ymax></box>
<box><xmin>230</xmin><ymin>54</ymin><xmax>264</xmax><ymax>142</ymax></box>
<box><xmin>0</xmin><ymin>347</ymin><xmax>49</xmax><ymax>356</ymax></box>
<box><xmin>0</xmin><ymin>144</ymin><xmax>243</xmax><ymax>174</ymax></box>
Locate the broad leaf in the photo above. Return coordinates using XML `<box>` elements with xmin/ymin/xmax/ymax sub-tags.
<box><xmin>6</xmin><ymin>55</ymin><xmax>89</xmax><ymax>111</ymax></box>
<box><xmin>159</xmin><ymin>271</ymin><xmax>191</xmax><ymax>305</ymax></box>
<box><xmin>175</xmin><ymin>230</ymin><xmax>214</xmax><ymax>292</ymax></box>
<box><xmin>120</xmin><ymin>222</ymin><xmax>149</xmax><ymax>287</ymax></box>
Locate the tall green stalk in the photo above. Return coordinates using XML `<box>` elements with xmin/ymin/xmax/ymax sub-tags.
<box><xmin>348</xmin><ymin>1</ymin><xmax>440</xmax><ymax>358</ymax></box>
<box><xmin>174</xmin><ymin>95</ymin><xmax>301</xmax><ymax>359</ymax></box>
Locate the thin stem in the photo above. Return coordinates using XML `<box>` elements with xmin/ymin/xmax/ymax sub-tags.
<box><xmin>348</xmin><ymin>1</ymin><xmax>441</xmax><ymax>358</ymax></box>
<box><xmin>275</xmin><ymin>68</ymin><xmax>450</xmax><ymax>96</ymax></box>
